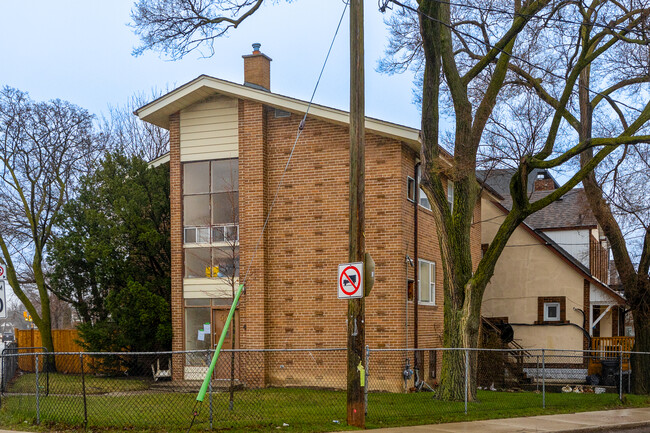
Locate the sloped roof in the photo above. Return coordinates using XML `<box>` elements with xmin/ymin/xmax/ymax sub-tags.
<box><xmin>477</xmin><ymin>168</ymin><xmax>557</xmax><ymax>197</ymax></box>
<box><xmin>490</xmin><ymin>200</ymin><xmax>625</xmax><ymax>304</ymax></box>
<box><xmin>135</xmin><ymin>74</ymin><xmax>423</xmax><ymax>153</ymax></box>
<box><xmin>502</xmin><ymin>189</ymin><xmax>598</xmax><ymax>230</ymax></box>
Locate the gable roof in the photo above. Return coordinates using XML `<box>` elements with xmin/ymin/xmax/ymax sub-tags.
<box><xmin>490</xmin><ymin>200</ymin><xmax>625</xmax><ymax>304</ymax></box>
<box><xmin>477</xmin><ymin>168</ymin><xmax>559</xmax><ymax>197</ymax></box>
<box><xmin>501</xmin><ymin>189</ymin><xmax>598</xmax><ymax>230</ymax></box>
<box><xmin>135</xmin><ymin>74</ymin><xmax>422</xmax><ymax>153</ymax></box>
<box><xmin>137</xmin><ymin>74</ymin><xmax>506</xmax><ymax>202</ymax></box>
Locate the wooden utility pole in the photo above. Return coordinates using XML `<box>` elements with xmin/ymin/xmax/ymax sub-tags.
<box><xmin>347</xmin><ymin>0</ymin><xmax>365</xmax><ymax>427</ymax></box>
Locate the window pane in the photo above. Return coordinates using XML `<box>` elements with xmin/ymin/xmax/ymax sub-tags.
<box><xmin>212</xmin><ymin>226</ymin><xmax>225</xmax><ymax>243</ymax></box>
<box><xmin>225</xmin><ymin>225</ymin><xmax>238</xmax><ymax>242</ymax></box>
<box><xmin>213</xmin><ymin>247</ymin><xmax>240</xmax><ymax>278</ymax></box>
<box><xmin>407</xmin><ymin>177</ymin><xmax>415</xmax><ymax>201</ymax></box>
<box><xmin>212</xmin><ymin>159</ymin><xmax>239</xmax><ymax>192</ymax></box>
<box><xmin>419</xmin><ymin>188</ymin><xmax>431</xmax><ymax>210</ymax></box>
<box><xmin>197</xmin><ymin>227</ymin><xmax>210</xmax><ymax>243</ymax></box>
<box><xmin>184</xmin><ymin>162</ymin><xmax>210</xmax><ymax>194</ymax></box>
<box><xmin>185</xmin><ymin>248</ymin><xmax>211</xmax><ymax>278</ymax></box>
<box><xmin>419</xmin><ymin>261</ymin><xmax>431</xmax><ymax>303</ymax></box>
<box><xmin>184</xmin><ymin>228</ymin><xmax>197</xmax><ymax>244</ymax></box>
<box><xmin>212</xmin><ymin>192</ymin><xmax>239</xmax><ymax>224</ymax></box>
<box><xmin>447</xmin><ymin>181</ymin><xmax>454</xmax><ymax>211</ymax></box>
<box><xmin>430</xmin><ymin>262</ymin><xmax>436</xmax><ymax>303</ymax></box>
<box><xmin>184</xmin><ymin>195</ymin><xmax>210</xmax><ymax>226</ymax></box>
<box><xmin>185</xmin><ymin>299</ymin><xmax>211</xmax><ymax>307</ymax></box>
<box><xmin>185</xmin><ymin>307</ymin><xmax>211</xmax><ymax>351</ymax></box>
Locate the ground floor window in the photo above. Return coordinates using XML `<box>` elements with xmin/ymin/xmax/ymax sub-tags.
<box><xmin>185</xmin><ymin>306</ymin><xmax>211</xmax><ymax>352</ymax></box>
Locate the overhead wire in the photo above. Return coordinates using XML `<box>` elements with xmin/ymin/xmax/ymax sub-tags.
<box><xmin>239</xmin><ymin>0</ymin><xmax>349</xmax><ymax>288</ymax></box>
<box><xmin>184</xmin><ymin>4</ymin><xmax>350</xmax><ymax>433</ymax></box>
<box><xmin>382</xmin><ymin>0</ymin><xmax>647</xmax><ymax>114</ymax></box>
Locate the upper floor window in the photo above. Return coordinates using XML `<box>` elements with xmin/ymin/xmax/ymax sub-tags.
<box><xmin>183</xmin><ymin>159</ymin><xmax>239</xmax><ymax>245</ymax></box>
<box><xmin>407</xmin><ymin>177</ymin><xmax>415</xmax><ymax>202</ymax></box>
<box><xmin>417</xmin><ymin>167</ymin><xmax>432</xmax><ymax>210</ymax></box>
<box><xmin>447</xmin><ymin>181</ymin><xmax>454</xmax><ymax>212</ymax></box>
<box><xmin>418</xmin><ymin>259</ymin><xmax>436</xmax><ymax>305</ymax></box>
<box><xmin>183</xmin><ymin>159</ymin><xmax>240</xmax><ymax>279</ymax></box>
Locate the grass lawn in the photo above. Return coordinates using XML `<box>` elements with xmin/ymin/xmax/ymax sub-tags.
<box><xmin>9</xmin><ymin>372</ymin><xmax>150</xmax><ymax>395</ymax></box>
<box><xmin>1</xmin><ymin>380</ymin><xmax>650</xmax><ymax>433</ymax></box>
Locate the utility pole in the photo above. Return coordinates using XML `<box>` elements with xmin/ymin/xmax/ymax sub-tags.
<box><xmin>347</xmin><ymin>0</ymin><xmax>365</xmax><ymax>428</ymax></box>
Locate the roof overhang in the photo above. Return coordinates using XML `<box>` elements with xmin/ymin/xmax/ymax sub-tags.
<box><xmin>135</xmin><ymin>74</ymin><xmax>422</xmax><ymax>153</ymax></box>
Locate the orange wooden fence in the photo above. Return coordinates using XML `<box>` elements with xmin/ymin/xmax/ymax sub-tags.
<box><xmin>14</xmin><ymin>328</ymin><xmax>85</xmax><ymax>373</ymax></box>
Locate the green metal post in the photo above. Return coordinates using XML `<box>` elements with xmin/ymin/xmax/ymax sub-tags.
<box><xmin>196</xmin><ymin>284</ymin><xmax>244</xmax><ymax>402</ymax></box>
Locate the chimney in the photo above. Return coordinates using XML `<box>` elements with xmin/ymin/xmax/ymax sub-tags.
<box><xmin>242</xmin><ymin>43</ymin><xmax>272</xmax><ymax>92</ymax></box>
<box><xmin>534</xmin><ymin>178</ymin><xmax>556</xmax><ymax>191</ymax></box>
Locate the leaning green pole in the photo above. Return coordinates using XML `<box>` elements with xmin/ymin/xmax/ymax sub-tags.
<box><xmin>196</xmin><ymin>283</ymin><xmax>244</xmax><ymax>402</ymax></box>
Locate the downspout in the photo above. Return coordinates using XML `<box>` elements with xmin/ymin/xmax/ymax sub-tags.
<box><xmin>414</xmin><ymin>161</ymin><xmax>420</xmax><ymax>369</ymax></box>
<box><xmin>573</xmin><ymin>307</ymin><xmax>592</xmax><ymax>349</ymax></box>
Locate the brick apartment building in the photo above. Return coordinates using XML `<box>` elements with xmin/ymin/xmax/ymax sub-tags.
<box><xmin>136</xmin><ymin>45</ymin><xmax>483</xmax><ymax>386</ymax></box>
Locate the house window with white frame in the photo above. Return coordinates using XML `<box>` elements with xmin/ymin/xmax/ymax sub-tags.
<box><xmin>543</xmin><ymin>302</ymin><xmax>561</xmax><ymax>321</ymax></box>
<box><xmin>418</xmin><ymin>259</ymin><xmax>436</xmax><ymax>305</ymax></box>
<box><xmin>447</xmin><ymin>180</ymin><xmax>454</xmax><ymax>211</ymax></box>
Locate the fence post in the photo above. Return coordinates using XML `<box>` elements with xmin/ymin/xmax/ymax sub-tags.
<box><xmin>207</xmin><ymin>350</ymin><xmax>213</xmax><ymax>429</ymax></box>
<box><xmin>80</xmin><ymin>353</ymin><xmax>88</xmax><ymax>427</ymax></box>
<box><xmin>619</xmin><ymin>352</ymin><xmax>623</xmax><ymax>401</ymax></box>
<box><xmin>542</xmin><ymin>349</ymin><xmax>546</xmax><ymax>409</ymax></box>
<box><xmin>464</xmin><ymin>349</ymin><xmax>469</xmax><ymax>415</ymax></box>
<box><xmin>536</xmin><ymin>354</ymin><xmax>539</xmax><ymax>392</ymax></box>
<box><xmin>35</xmin><ymin>352</ymin><xmax>40</xmax><ymax>425</ymax></box>
<box><xmin>365</xmin><ymin>345</ymin><xmax>369</xmax><ymax>416</ymax></box>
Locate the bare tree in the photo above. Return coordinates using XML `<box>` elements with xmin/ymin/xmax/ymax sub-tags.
<box><xmin>131</xmin><ymin>0</ymin><xmax>284</xmax><ymax>59</ymax></box>
<box><xmin>101</xmin><ymin>90</ymin><xmax>170</xmax><ymax>162</ymax></box>
<box><xmin>381</xmin><ymin>0</ymin><xmax>650</xmax><ymax>399</ymax></box>
<box><xmin>0</xmin><ymin>87</ymin><xmax>99</xmax><ymax>366</ymax></box>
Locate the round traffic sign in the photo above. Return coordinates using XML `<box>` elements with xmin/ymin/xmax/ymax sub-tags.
<box><xmin>339</xmin><ymin>265</ymin><xmax>361</xmax><ymax>296</ymax></box>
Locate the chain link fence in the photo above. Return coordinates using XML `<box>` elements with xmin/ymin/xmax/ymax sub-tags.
<box><xmin>0</xmin><ymin>347</ymin><xmax>644</xmax><ymax>430</ymax></box>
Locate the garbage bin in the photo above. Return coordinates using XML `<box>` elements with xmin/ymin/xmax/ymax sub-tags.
<box><xmin>601</xmin><ymin>359</ymin><xmax>619</xmax><ymax>387</ymax></box>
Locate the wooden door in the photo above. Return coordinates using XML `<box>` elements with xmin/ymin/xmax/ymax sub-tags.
<box><xmin>212</xmin><ymin>309</ymin><xmax>239</xmax><ymax>380</ymax></box>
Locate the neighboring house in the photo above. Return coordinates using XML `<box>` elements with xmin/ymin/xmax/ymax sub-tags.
<box><xmin>136</xmin><ymin>45</ymin><xmax>484</xmax><ymax>386</ymax></box>
<box><xmin>480</xmin><ymin>170</ymin><xmax>627</xmax><ymax>353</ymax></box>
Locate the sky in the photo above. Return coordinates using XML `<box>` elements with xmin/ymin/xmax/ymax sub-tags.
<box><xmin>0</xmin><ymin>1</ymin><xmax>421</xmax><ymax>129</ymax></box>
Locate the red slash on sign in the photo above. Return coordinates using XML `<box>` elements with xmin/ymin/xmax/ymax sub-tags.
<box><xmin>340</xmin><ymin>265</ymin><xmax>361</xmax><ymax>296</ymax></box>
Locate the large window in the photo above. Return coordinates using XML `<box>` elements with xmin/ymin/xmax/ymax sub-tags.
<box><xmin>184</xmin><ymin>159</ymin><xmax>239</xmax><ymax>279</ymax></box>
<box><xmin>418</xmin><ymin>259</ymin><xmax>436</xmax><ymax>305</ymax></box>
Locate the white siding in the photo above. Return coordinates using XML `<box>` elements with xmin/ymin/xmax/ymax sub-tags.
<box><xmin>183</xmin><ymin>278</ymin><xmax>235</xmax><ymax>299</ymax></box>
<box><xmin>542</xmin><ymin>229</ymin><xmax>590</xmax><ymax>268</ymax></box>
<box><xmin>180</xmin><ymin>95</ymin><xmax>238</xmax><ymax>162</ymax></box>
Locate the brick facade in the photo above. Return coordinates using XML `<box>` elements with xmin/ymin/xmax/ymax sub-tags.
<box><xmin>163</xmin><ymin>59</ymin><xmax>482</xmax><ymax>386</ymax></box>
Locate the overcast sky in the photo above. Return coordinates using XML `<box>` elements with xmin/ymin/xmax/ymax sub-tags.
<box><xmin>0</xmin><ymin>1</ymin><xmax>420</xmax><ymax>128</ymax></box>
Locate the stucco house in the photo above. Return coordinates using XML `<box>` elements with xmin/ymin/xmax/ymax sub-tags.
<box><xmin>136</xmin><ymin>44</ymin><xmax>485</xmax><ymax>386</ymax></box>
<box><xmin>480</xmin><ymin>170</ymin><xmax>627</xmax><ymax>355</ymax></box>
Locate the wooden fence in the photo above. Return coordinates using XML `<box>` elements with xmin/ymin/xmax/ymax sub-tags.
<box><xmin>14</xmin><ymin>328</ymin><xmax>85</xmax><ymax>373</ymax></box>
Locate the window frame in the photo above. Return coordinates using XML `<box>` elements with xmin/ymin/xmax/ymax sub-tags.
<box><xmin>407</xmin><ymin>176</ymin><xmax>415</xmax><ymax>202</ymax></box>
<box><xmin>418</xmin><ymin>259</ymin><xmax>436</xmax><ymax>306</ymax></box>
<box><xmin>543</xmin><ymin>302</ymin><xmax>561</xmax><ymax>322</ymax></box>
<box><xmin>447</xmin><ymin>180</ymin><xmax>454</xmax><ymax>212</ymax></box>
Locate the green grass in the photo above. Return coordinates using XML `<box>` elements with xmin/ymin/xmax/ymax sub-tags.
<box><xmin>9</xmin><ymin>373</ymin><xmax>150</xmax><ymax>394</ymax></box>
<box><xmin>1</xmin><ymin>384</ymin><xmax>649</xmax><ymax>433</ymax></box>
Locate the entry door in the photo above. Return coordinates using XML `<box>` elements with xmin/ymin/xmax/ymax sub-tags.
<box><xmin>212</xmin><ymin>309</ymin><xmax>240</xmax><ymax>380</ymax></box>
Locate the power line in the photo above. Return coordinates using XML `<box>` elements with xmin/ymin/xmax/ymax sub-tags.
<box><xmin>382</xmin><ymin>0</ymin><xmax>647</xmax><ymax>114</ymax></box>
<box><xmin>239</xmin><ymin>0</ymin><xmax>349</xmax><ymax>287</ymax></box>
